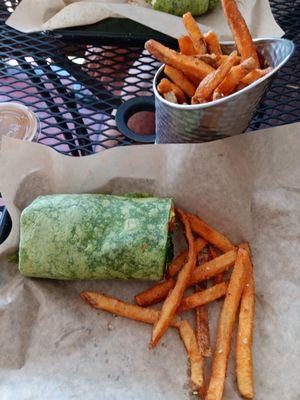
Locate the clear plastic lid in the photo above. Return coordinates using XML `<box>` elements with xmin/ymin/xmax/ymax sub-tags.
<box><xmin>0</xmin><ymin>102</ymin><xmax>40</xmax><ymax>142</ymax></box>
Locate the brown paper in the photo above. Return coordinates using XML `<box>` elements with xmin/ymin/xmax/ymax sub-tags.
<box><xmin>0</xmin><ymin>123</ymin><xmax>299</xmax><ymax>399</ymax></box>
<box><xmin>6</xmin><ymin>0</ymin><xmax>284</xmax><ymax>39</ymax></box>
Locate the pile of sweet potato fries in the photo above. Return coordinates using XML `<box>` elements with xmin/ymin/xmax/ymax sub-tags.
<box><xmin>81</xmin><ymin>208</ymin><xmax>255</xmax><ymax>399</ymax></box>
<box><xmin>145</xmin><ymin>0</ymin><xmax>272</xmax><ymax>105</ymax></box>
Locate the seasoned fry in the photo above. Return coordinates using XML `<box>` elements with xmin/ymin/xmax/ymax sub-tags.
<box><xmin>215</xmin><ymin>54</ymin><xmax>241</xmax><ymax>67</ymax></box>
<box><xmin>183</xmin><ymin>12</ymin><xmax>207</xmax><ymax>55</ymax></box>
<box><xmin>204</xmin><ymin>31</ymin><xmax>222</xmax><ymax>55</ymax></box>
<box><xmin>213</xmin><ymin>57</ymin><xmax>256</xmax><ymax>100</ymax></box>
<box><xmin>163</xmin><ymin>91</ymin><xmax>178</xmax><ymax>103</ymax></box>
<box><xmin>167</xmin><ymin>238</ymin><xmax>207</xmax><ymax>278</ymax></box>
<box><xmin>192</xmin><ymin>50</ymin><xmax>239</xmax><ymax>104</ymax></box>
<box><xmin>185</xmin><ymin>74</ymin><xmax>202</xmax><ymax>86</ymax></box>
<box><xmin>188</xmin><ymin>213</ymin><xmax>235</xmax><ymax>253</ymax></box>
<box><xmin>179</xmin><ymin>320</ymin><xmax>206</xmax><ymax>396</ymax></box>
<box><xmin>81</xmin><ymin>291</ymin><xmax>181</xmax><ymax>328</ymax></box>
<box><xmin>205</xmin><ymin>248</ymin><xmax>248</xmax><ymax>400</ymax></box>
<box><xmin>195</xmin><ymin>54</ymin><xmax>240</xmax><ymax>69</ymax></box>
<box><xmin>150</xmin><ymin>208</ymin><xmax>196</xmax><ymax>347</ymax></box>
<box><xmin>235</xmin><ymin>243</ymin><xmax>255</xmax><ymax>399</ymax></box>
<box><xmin>209</xmin><ymin>246</ymin><xmax>223</xmax><ymax>284</ymax></box>
<box><xmin>164</xmin><ymin>65</ymin><xmax>197</xmax><ymax>97</ymax></box>
<box><xmin>135</xmin><ymin>278</ymin><xmax>175</xmax><ymax>307</ymax></box>
<box><xmin>179</xmin><ymin>282</ymin><xmax>228</xmax><ymax>312</ymax></box>
<box><xmin>145</xmin><ymin>39</ymin><xmax>215</xmax><ymax>80</ymax></box>
<box><xmin>221</xmin><ymin>0</ymin><xmax>260</xmax><ymax>67</ymax></box>
<box><xmin>195</xmin><ymin>283</ymin><xmax>211</xmax><ymax>357</ymax></box>
<box><xmin>178</xmin><ymin>35</ymin><xmax>197</xmax><ymax>55</ymax></box>
<box><xmin>241</xmin><ymin>67</ymin><xmax>272</xmax><ymax>85</ymax></box>
<box><xmin>135</xmin><ymin>250</ymin><xmax>236</xmax><ymax>306</ymax></box>
<box><xmin>157</xmin><ymin>78</ymin><xmax>186</xmax><ymax>103</ymax></box>
<box><xmin>195</xmin><ymin>53</ymin><xmax>219</xmax><ymax>68</ymax></box>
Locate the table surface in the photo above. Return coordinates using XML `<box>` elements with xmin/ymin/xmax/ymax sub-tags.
<box><xmin>0</xmin><ymin>0</ymin><xmax>299</xmax><ymax>240</ymax></box>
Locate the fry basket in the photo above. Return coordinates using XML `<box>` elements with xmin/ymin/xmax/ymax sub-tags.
<box><xmin>154</xmin><ymin>38</ymin><xmax>294</xmax><ymax>143</ymax></box>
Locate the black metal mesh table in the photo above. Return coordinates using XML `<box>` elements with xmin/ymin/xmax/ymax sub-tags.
<box><xmin>0</xmin><ymin>0</ymin><xmax>299</xmax><ymax>241</ymax></box>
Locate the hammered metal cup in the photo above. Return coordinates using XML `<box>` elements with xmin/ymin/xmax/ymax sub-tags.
<box><xmin>154</xmin><ymin>38</ymin><xmax>294</xmax><ymax>143</ymax></box>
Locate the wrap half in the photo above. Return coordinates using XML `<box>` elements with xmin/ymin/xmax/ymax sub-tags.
<box><xmin>19</xmin><ymin>194</ymin><xmax>174</xmax><ymax>280</ymax></box>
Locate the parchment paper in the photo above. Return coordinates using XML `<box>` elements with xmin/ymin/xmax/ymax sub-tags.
<box><xmin>0</xmin><ymin>123</ymin><xmax>299</xmax><ymax>399</ymax></box>
<box><xmin>6</xmin><ymin>0</ymin><xmax>284</xmax><ymax>39</ymax></box>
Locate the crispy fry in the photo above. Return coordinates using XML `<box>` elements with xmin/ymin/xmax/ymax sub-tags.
<box><xmin>135</xmin><ymin>250</ymin><xmax>236</xmax><ymax>306</ymax></box>
<box><xmin>179</xmin><ymin>320</ymin><xmax>206</xmax><ymax>396</ymax></box>
<box><xmin>179</xmin><ymin>282</ymin><xmax>228</xmax><ymax>312</ymax></box>
<box><xmin>204</xmin><ymin>31</ymin><xmax>222</xmax><ymax>55</ymax></box>
<box><xmin>209</xmin><ymin>246</ymin><xmax>223</xmax><ymax>284</ymax></box>
<box><xmin>195</xmin><ymin>54</ymin><xmax>240</xmax><ymax>69</ymax></box>
<box><xmin>150</xmin><ymin>208</ymin><xmax>196</xmax><ymax>347</ymax></box>
<box><xmin>235</xmin><ymin>243</ymin><xmax>255</xmax><ymax>399</ymax></box>
<box><xmin>135</xmin><ymin>279</ymin><xmax>175</xmax><ymax>307</ymax></box>
<box><xmin>213</xmin><ymin>57</ymin><xmax>256</xmax><ymax>99</ymax></box>
<box><xmin>194</xmin><ymin>53</ymin><xmax>219</xmax><ymax>68</ymax></box>
<box><xmin>195</xmin><ymin>250</ymin><xmax>211</xmax><ymax>358</ymax></box>
<box><xmin>190</xmin><ymin>249</ymin><xmax>237</xmax><ymax>285</ymax></box>
<box><xmin>183</xmin><ymin>12</ymin><xmax>207</xmax><ymax>55</ymax></box>
<box><xmin>163</xmin><ymin>91</ymin><xmax>178</xmax><ymax>103</ymax></box>
<box><xmin>188</xmin><ymin>213</ymin><xmax>235</xmax><ymax>253</ymax></box>
<box><xmin>81</xmin><ymin>291</ymin><xmax>180</xmax><ymax>328</ymax></box>
<box><xmin>167</xmin><ymin>238</ymin><xmax>207</xmax><ymax>278</ymax></box>
<box><xmin>157</xmin><ymin>78</ymin><xmax>186</xmax><ymax>103</ymax></box>
<box><xmin>192</xmin><ymin>50</ymin><xmax>239</xmax><ymax>104</ymax></box>
<box><xmin>221</xmin><ymin>0</ymin><xmax>260</xmax><ymax>67</ymax></box>
<box><xmin>215</xmin><ymin>54</ymin><xmax>241</xmax><ymax>67</ymax></box>
<box><xmin>178</xmin><ymin>35</ymin><xmax>197</xmax><ymax>55</ymax></box>
<box><xmin>145</xmin><ymin>39</ymin><xmax>215</xmax><ymax>80</ymax></box>
<box><xmin>164</xmin><ymin>65</ymin><xmax>197</xmax><ymax>97</ymax></box>
<box><xmin>241</xmin><ymin>67</ymin><xmax>272</xmax><ymax>85</ymax></box>
<box><xmin>195</xmin><ymin>284</ymin><xmax>211</xmax><ymax>358</ymax></box>
<box><xmin>205</xmin><ymin>248</ymin><xmax>248</xmax><ymax>400</ymax></box>
<box><xmin>185</xmin><ymin>74</ymin><xmax>202</xmax><ymax>86</ymax></box>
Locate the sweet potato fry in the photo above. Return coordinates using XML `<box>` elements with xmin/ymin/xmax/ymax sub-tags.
<box><xmin>185</xmin><ymin>74</ymin><xmax>202</xmax><ymax>86</ymax></box>
<box><xmin>183</xmin><ymin>12</ymin><xmax>207</xmax><ymax>55</ymax></box>
<box><xmin>194</xmin><ymin>53</ymin><xmax>219</xmax><ymax>68</ymax></box>
<box><xmin>241</xmin><ymin>67</ymin><xmax>272</xmax><ymax>85</ymax></box>
<box><xmin>195</xmin><ymin>283</ymin><xmax>211</xmax><ymax>358</ymax></box>
<box><xmin>195</xmin><ymin>54</ymin><xmax>240</xmax><ymax>69</ymax></box>
<box><xmin>81</xmin><ymin>291</ymin><xmax>180</xmax><ymax>328</ymax></box>
<box><xmin>192</xmin><ymin>50</ymin><xmax>239</xmax><ymax>104</ymax></box>
<box><xmin>157</xmin><ymin>78</ymin><xmax>186</xmax><ymax>103</ymax></box>
<box><xmin>204</xmin><ymin>31</ymin><xmax>222</xmax><ymax>55</ymax></box>
<box><xmin>213</xmin><ymin>57</ymin><xmax>256</xmax><ymax>100</ymax></box>
<box><xmin>188</xmin><ymin>213</ymin><xmax>235</xmax><ymax>253</ymax></box>
<box><xmin>205</xmin><ymin>248</ymin><xmax>248</xmax><ymax>400</ymax></box>
<box><xmin>135</xmin><ymin>279</ymin><xmax>175</xmax><ymax>307</ymax></box>
<box><xmin>135</xmin><ymin>250</ymin><xmax>236</xmax><ymax>306</ymax></box>
<box><xmin>179</xmin><ymin>320</ymin><xmax>206</xmax><ymax>396</ymax></box>
<box><xmin>209</xmin><ymin>246</ymin><xmax>223</xmax><ymax>284</ymax></box>
<box><xmin>235</xmin><ymin>243</ymin><xmax>255</xmax><ymax>399</ymax></box>
<box><xmin>164</xmin><ymin>65</ymin><xmax>197</xmax><ymax>97</ymax></box>
<box><xmin>195</xmin><ymin>250</ymin><xmax>211</xmax><ymax>358</ymax></box>
<box><xmin>179</xmin><ymin>282</ymin><xmax>228</xmax><ymax>312</ymax></box>
<box><xmin>163</xmin><ymin>91</ymin><xmax>178</xmax><ymax>103</ymax></box>
<box><xmin>145</xmin><ymin>39</ymin><xmax>215</xmax><ymax>80</ymax></box>
<box><xmin>221</xmin><ymin>0</ymin><xmax>260</xmax><ymax>67</ymax></box>
<box><xmin>150</xmin><ymin>208</ymin><xmax>196</xmax><ymax>347</ymax></box>
<box><xmin>178</xmin><ymin>35</ymin><xmax>197</xmax><ymax>55</ymax></box>
<box><xmin>167</xmin><ymin>238</ymin><xmax>207</xmax><ymax>278</ymax></box>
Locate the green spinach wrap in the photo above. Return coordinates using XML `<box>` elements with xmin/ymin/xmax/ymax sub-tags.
<box><xmin>19</xmin><ymin>194</ymin><xmax>174</xmax><ymax>280</ymax></box>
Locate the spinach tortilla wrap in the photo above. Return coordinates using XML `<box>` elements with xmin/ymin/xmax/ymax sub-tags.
<box><xmin>19</xmin><ymin>194</ymin><xmax>174</xmax><ymax>280</ymax></box>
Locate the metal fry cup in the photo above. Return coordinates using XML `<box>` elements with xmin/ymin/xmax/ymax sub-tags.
<box><xmin>154</xmin><ymin>38</ymin><xmax>294</xmax><ymax>143</ymax></box>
